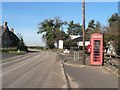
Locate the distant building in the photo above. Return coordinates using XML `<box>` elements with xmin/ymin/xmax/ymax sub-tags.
<box><xmin>0</xmin><ymin>22</ymin><xmax>20</xmax><ymax>48</ymax></box>
<box><xmin>70</xmin><ymin>35</ymin><xmax>90</xmax><ymax>46</ymax></box>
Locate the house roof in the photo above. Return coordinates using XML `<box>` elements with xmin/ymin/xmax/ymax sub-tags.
<box><xmin>72</xmin><ymin>36</ymin><xmax>83</xmax><ymax>41</ymax></box>
<box><xmin>69</xmin><ymin>35</ymin><xmax>81</xmax><ymax>40</ymax></box>
<box><xmin>68</xmin><ymin>36</ymin><xmax>83</xmax><ymax>42</ymax></box>
<box><xmin>9</xmin><ymin>30</ymin><xmax>20</xmax><ymax>41</ymax></box>
<box><xmin>0</xmin><ymin>25</ymin><xmax>20</xmax><ymax>41</ymax></box>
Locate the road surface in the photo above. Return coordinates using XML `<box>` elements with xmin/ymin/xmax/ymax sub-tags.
<box><xmin>1</xmin><ymin>50</ymin><xmax>66</xmax><ymax>88</ymax></box>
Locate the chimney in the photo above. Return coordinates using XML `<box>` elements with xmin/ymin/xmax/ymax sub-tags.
<box><xmin>10</xmin><ymin>28</ymin><xmax>14</xmax><ymax>33</ymax></box>
<box><xmin>3</xmin><ymin>22</ymin><xmax>7</xmax><ymax>27</ymax></box>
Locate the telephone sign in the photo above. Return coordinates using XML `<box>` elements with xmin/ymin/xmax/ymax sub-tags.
<box><xmin>90</xmin><ymin>33</ymin><xmax>103</xmax><ymax>65</ymax></box>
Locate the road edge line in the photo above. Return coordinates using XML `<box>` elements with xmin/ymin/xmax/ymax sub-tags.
<box><xmin>60</xmin><ymin>61</ymin><xmax>69</xmax><ymax>89</ymax></box>
<box><xmin>64</xmin><ymin>63</ymin><xmax>86</xmax><ymax>68</ymax></box>
<box><xmin>58</xmin><ymin>53</ymin><xmax>70</xmax><ymax>89</ymax></box>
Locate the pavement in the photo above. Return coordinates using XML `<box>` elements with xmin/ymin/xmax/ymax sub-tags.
<box><xmin>61</xmin><ymin>53</ymin><xmax>119</xmax><ymax>88</ymax></box>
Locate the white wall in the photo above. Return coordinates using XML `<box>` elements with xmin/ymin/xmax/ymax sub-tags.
<box><xmin>77</xmin><ymin>41</ymin><xmax>90</xmax><ymax>46</ymax></box>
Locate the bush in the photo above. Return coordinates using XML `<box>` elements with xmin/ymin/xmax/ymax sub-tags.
<box><xmin>17</xmin><ymin>37</ymin><xmax>28</xmax><ymax>51</ymax></box>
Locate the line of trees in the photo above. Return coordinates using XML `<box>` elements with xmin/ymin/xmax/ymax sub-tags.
<box><xmin>37</xmin><ymin>13</ymin><xmax>120</xmax><ymax>54</ymax></box>
<box><xmin>37</xmin><ymin>17</ymin><xmax>83</xmax><ymax>49</ymax></box>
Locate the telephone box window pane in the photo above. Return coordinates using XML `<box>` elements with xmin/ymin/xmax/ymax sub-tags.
<box><xmin>93</xmin><ymin>40</ymin><xmax>101</xmax><ymax>62</ymax></box>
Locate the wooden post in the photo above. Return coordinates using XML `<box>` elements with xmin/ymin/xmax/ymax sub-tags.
<box><xmin>82</xmin><ymin>0</ymin><xmax>85</xmax><ymax>65</ymax></box>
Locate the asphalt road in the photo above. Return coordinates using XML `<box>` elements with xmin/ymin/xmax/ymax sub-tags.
<box><xmin>1</xmin><ymin>50</ymin><xmax>66</xmax><ymax>88</ymax></box>
<box><xmin>64</xmin><ymin>64</ymin><xmax>118</xmax><ymax>88</ymax></box>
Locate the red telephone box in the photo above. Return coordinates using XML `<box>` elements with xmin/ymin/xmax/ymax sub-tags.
<box><xmin>90</xmin><ymin>33</ymin><xmax>103</xmax><ymax>65</ymax></box>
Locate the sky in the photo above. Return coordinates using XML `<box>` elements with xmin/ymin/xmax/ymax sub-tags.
<box><xmin>1</xmin><ymin>0</ymin><xmax>120</xmax><ymax>2</ymax></box>
<box><xmin>1</xmin><ymin>2</ymin><xmax>118</xmax><ymax>46</ymax></box>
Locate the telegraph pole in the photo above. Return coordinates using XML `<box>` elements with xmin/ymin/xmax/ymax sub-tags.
<box><xmin>82</xmin><ymin>0</ymin><xmax>85</xmax><ymax>65</ymax></box>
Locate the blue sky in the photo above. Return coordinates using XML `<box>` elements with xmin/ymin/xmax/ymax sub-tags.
<box><xmin>2</xmin><ymin>2</ymin><xmax>118</xmax><ymax>46</ymax></box>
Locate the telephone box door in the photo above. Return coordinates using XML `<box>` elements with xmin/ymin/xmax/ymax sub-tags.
<box><xmin>90</xmin><ymin>34</ymin><xmax>103</xmax><ymax>65</ymax></box>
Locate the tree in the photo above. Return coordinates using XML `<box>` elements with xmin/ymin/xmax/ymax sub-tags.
<box><xmin>109</xmin><ymin>13</ymin><xmax>118</xmax><ymax>27</ymax></box>
<box><xmin>88</xmin><ymin>19</ymin><xmax>95</xmax><ymax>30</ymax></box>
<box><xmin>67</xmin><ymin>21</ymin><xmax>82</xmax><ymax>35</ymax></box>
<box><xmin>86</xmin><ymin>19</ymin><xmax>95</xmax><ymax>40</ymax></box>
<box><xmin>37</xmin><ymin>17</ymin><xmax>68</xmax><ymax>49</ymax></box>
<box><xmin>38</xmin><ymin>19</ymin><xmax>55</xmax><ymax>48</ymax></box>
<box><xmin>105</xmin><ymin>13</ymin><xmax>119</xmax><ymax>42</ymax></box>
<box><xmin>86</xmin><ymin>20</ymin><xmax>102</xmax><ymax>40</ymax></box>
<box><xmin>104</xmin><ymin>13</ymin><xmax>119</xmax><ymax>54</ymax></box>
<box><xmin>94</xmin><ymin>21</ymin><xmax>102</xmax><ymax>33</ymax></box>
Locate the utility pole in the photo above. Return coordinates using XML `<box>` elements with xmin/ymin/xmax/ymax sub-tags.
<box><xmin>82</xmin><ymin>0</ymin><xmax>85</xmax><ymax>65</ymax></box>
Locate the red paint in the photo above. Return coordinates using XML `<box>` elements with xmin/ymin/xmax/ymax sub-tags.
<box><xmin>90</xmin><ymin>33</ymin><xmax>103</xmax><ymax>65</ymax></box>
<box><xmin>87</xmin><ymin>44</ymin><xmax>91</xmax><ymax>53</ymax></box>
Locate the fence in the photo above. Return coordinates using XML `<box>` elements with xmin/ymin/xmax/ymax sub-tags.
<box><xmin>104</xmin><ymin>54</ymin><xmax>120</xmax><ymax>75</ymax></box>
<box><xmin>59</xmin><ymin>50</ymin><xmax>89</xmax><ymax>64</ymax></box>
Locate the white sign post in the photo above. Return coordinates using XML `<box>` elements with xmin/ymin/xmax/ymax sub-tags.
<box><xmin>59</xmin><ymin>40</ymin><xmax>63</xmax><ymax>49</ymax></box>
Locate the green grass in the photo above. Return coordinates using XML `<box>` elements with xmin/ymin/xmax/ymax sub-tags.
<box><xmin>0</xmin><ymin>48</ymin><xmax>26</xmax><ymax>55</ymax></box>
<box><xmin>0</xmin><ymin>48</ymin><xmax>17</xmax><ymax>52</ymax></box>
<box><xmin>8</xmin><ymin>51</ymin><xmax>26</xmax><ymax>55</ymax></box>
